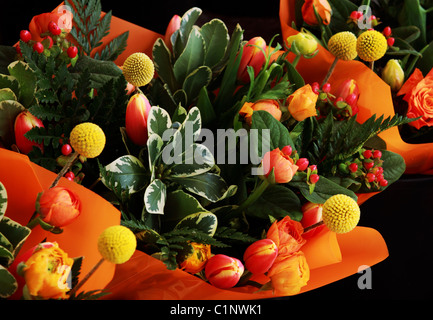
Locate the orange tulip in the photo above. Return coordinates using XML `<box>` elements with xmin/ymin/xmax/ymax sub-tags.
<box><xmin>179</xmin><ymin>242</ymin><xmax>211</xmax><ymax>274</ymax></box>
<box><xmin>267</xmin><ymin>251</ymin><xmax>310</xmax><ymax>296</ymax></box>
<box><xmin>125</xmin><ymin>93</ymin><xmax>152</xmax><ymax>146</ymax></box>
<box><xmin>397</xmin><ymin>68</ymin><xmax>433</xmax><ymax>129</ymax></box>
<box><xmin>300</xmin><ymin>202</ymin><xmax>324</xmax><ymax>239</ymax></box>
<box><xmin>237</xmin><ymin>37</ymin><xmax>267</xmax><ymax>83</ymax></box>
<box><xmin>37</xmin><ymin>186</ymin><xmax>81</xmax><ymax>227</ymax></box>
<box><xmin>260</xmin><ymin>148</ymin><xmax>298</xmax><ymax>184</ymax></box>
<box><xmin>164</xmin><ymin>14</ymin><xmax>181</xmax><ymax>51</ymax></box>
<box><xmin>239</xmin><ymin>99</ymin><xmax>282</xmax><ymax>125</ymax></box>
<box><xmin>205</xmin><ymin>254</ymin><xmax>244</xmax><ymax>289</ymax></box>
<box><xmin>28</xmin><ymin>11</ymin><xmax>72</xmax><ymax>42</ymax></box>
<box><xmin>266</xmin><ymin>216</ymin><xmax>305</xmax><ymax>256</ymax></box>
<box><xmin>301</xmin><ymin>0</ymin><xmax>332</xmax><ymax>26</ymax></box>
<box><xmin>243</xmin><ymin>239</ymin><xmax>278</xmax><ymax>274</ymax></box>
<box><xmin>20</xmin><ymin>242</ymin><xmax>74</xmax><ymax>299</ymax></box>
<box><xmin>287</xmin><ymin>84</ymin><xmax>318</xmax><ymax>121</ymax></box>
<box><xmin>14</xmin><ymin>111</ymin><xmax>44</xmax><ymax>154</ymax></box>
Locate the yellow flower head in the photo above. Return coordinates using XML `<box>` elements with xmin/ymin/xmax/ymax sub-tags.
<box><xmin>322</xmin><ymin>194</ymin><xmax>360</xmax><ymax>233</ymax></box>
<box><xmin>356</xmin><ymin>30</ymin><xmax>387</xmax><ymax>62</ymax></box>
<box><xmin>122</xmin><ymin>52</ymin><xmax>155</xmax><ymax>87</ymax></box>
<box><xmin>70</xmin><ymin>122</ymin><xmax>106</xmax><ymax>158</ymax></box>
<box><xmin>97</xmin><ymin>225</ymin><xmax>136</xmax><ymax>264</ymax></box>
<box><xmin>327</xmin><ymin>31</ymin><xmax>358</xmax><ymax>61</ymax></box>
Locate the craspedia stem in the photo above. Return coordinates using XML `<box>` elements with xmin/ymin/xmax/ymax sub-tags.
<box><xmin>68</xmin><ymin>257</ymin><xmax>105</xmax><ymax>298</ymax></box>
<box><xmin>321</xmin><ymin>57</ymin><xmax>338</xmax><ymax>88</ymax></box>
<box><xmin>50</xmin><ymin>152</ymin><xmax>79</xmax><ymax>188</ymax></box>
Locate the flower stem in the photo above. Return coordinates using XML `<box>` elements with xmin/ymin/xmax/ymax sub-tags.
<box><xmin>26</xmin><ymin>216</ymin><xmax>40</xmax><ymax>229</ymax></box>
<box><xmin>235</xmin><ymin>179</ymin><xmax>270</xmax><ymax>214</ymax></box>
<box><xmin>50</xmin><ymin>152</ymin><xmax>79</xmax><ymax>189</ymax></box>
<box><xmin>68</xmin><ymin>257</ymin><xmax>105</xmax><ymax>298</ymax></box>
<box><xmin>292</xmin><ymin>55</ymin><xmax>301</xmax><ymax>68</ymax></box>
<box><xmin>321</xmin><ymin>57</ymin><xmax>338</xmax><ymax>88</ymax></box>
<box><xmin>303</xmin><ymin>220</ymin><xmax>324</xmax><ymax>233</ymax></box>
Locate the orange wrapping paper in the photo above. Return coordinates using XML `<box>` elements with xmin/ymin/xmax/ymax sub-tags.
<box><xmin>279</xmin><ymin>0</ymin><xmax>433</xmax><ymax>175</ymax></box>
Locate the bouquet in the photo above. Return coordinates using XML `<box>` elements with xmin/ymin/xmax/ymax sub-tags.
<box><xmin>0</xmin><ymin>0</ymin><xmax>409</xmax><ymax>299</ymax></box>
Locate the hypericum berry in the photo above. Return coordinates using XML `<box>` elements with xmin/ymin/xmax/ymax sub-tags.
<box><xmin>309</xmin><ymin>174</ymin><xmax>320</xmax><ymax>184</ymax></box>
<box><xmin>348</xmin><ymin>163</ymin><xmax>358</xmax><ymax>173</ymax></box>
<box><xmin>281</xmin><ymin>145</ymin><xmax>292</xmax><ymax>156</ymax></box>
<box><xmin>366</xmin><ymin>173</ymin><xmax>375</xmax><ymax>183</ymax></box>
<box><xmin>363</xmin><ymin>150</ymin><xmax>372</xmax><ymax>159</ymax></box>
<box><xmin>387</xmin><ymin>37</ymin><xmax>395</xmax><ymax>47</ymax></box>
<box><xmin>48</xmin><ymin>21</ymin><xmax>61</xmax><ymax>36</ymax></box>
<box><xmin>375</xmin><ymin>173</ymin><xmax>384</xmax><ymax>182</ymax></box>
<box><xmin>296</xmin><ymin>158</ymin><xmax>309</xmax><ymax>171</ymax></box>
<box><xmin>64</xmin><ymin>171</ymin><xmax>75</xmax><ymax>181</ymax></box>
<box><xmin>33</xmin><ymin>42</ymin><xmax>44</xmax><ymax>54</ymax></box>
<box><xmin>363</xmin><ymin>161</ymin><xmax>374</xmax><ymax>170</ymax></box>
<box><xmin>311</xmin><ymin>82</ymin><xmax>320</xmax><ymax>94</ymax></box>
<box><xmin>322</xmin><ymin>83</ymin><xmax>331</xmax><ymax>93</ymax></box>
<box><xmin>67</xmin><ymin>46</ymin><xmax>78</xmax><ymax>58</ymax></box>
<box><xmin>20</xmin><ymin>30</ymin><xmax>32</xmax><ymax>43</ymax></box>
<box><xmin>309</xmin><ymin>164</ymin><xmax>317</xmax><ymax>172</ymax></box>
<box><xmin>382</xmin><ymin>26</ymin><xmax>392</xmax><ymax>37</ymax></box>
<box><xmin>379</xmin><ymin>179</ymin><xmax>388</xmax><ymax>187</ymax></box>
<box><xmin>373</xmin><ymin>150</ymin><xmax>382</xmax><ymax>159</ymax></box>
<box><xmin>61</xmin><ymin>143</ymin><xmax>72</xmax><ymax>156</ymax></box>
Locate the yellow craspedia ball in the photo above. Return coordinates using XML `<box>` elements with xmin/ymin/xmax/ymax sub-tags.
<box><xmin>122</xmin><ymin>52</ymin><xmax>155</xmax><ymax>87</ymax></box>
<box><xmin>322</xmin><ymin>194</ymin><xmax>360</xmax><ymax>234</ymax></box>
<box><xmin>70</xmin><ymin>122</ymin><xmax>106</xmax><ymax>158</ymax></box>
<box><xmin>327</xmin><ymin>31</ymin><xmax>358</xmax><ymax>61</ymax></box>
<box><xmin>356</xmin><ymin>30</ymin><xmax>387</xmax><ymax>62</ymax></box>
<box><xmin>97</xmin><ymin>225</ymin><xmax>137</xmax><ymax>264</ymax></box>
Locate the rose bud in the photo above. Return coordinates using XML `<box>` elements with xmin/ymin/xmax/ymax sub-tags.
<box><xmin>205</xmin><ymin>254</ymin><xmax>244</xmax><ymax>289</ymax></box>
<box><xmin>239</xmin><ymin>99</ymin><xmax>282</xmax><ymax>125</ymax></box>
<box><xmin>243</xmin><ymin>239</ymin><xmax>278</xmax><ymax>274</ymax></box>
<box><xmin>237</xmin><ymin>37</ymin><xmax>267</xmax><ymax>83</ymax></box>
<box><xmin>286</xmin><ymin>32</ymin><xmax>318</xmax><ymax>56</ymax></box>
<box><xmin>36</xmin><ymin>186</ymin><xmax>81</xmax><ymax>228</ymax></box>
<box><xmin>333</xmin><ymin>79</ymin><xmax>360</xmax><ymax>107</ymax></box>
<box><xmin>260</xmin><ymin>148</ymin><xmax>299</xmax><ymax>184</ymax></box>
<box><xmin>14</xmin><ymin>111</ymin><xmax>44</xmax><ymax>154</ymax></box>
<box><xmin>287</xmin><ymin>84</ymin><xmax>318</xmax><ymax>121</ymax></box>
<box><xmin>300</xmin><ymin>202</ymin><xmax>325</xmax><ymax>238</ymax></box>
<box><xmin>382</xmin><ymin>59</ymin><xmax>405</xmax><ymax>92</ymax></box>
<box><xmin>125</xmin><ymin>93</ymin><xmax>152</xmax><ymax>146</ymax></box>
<box><xmin>164</xmin><ymin>14</ymin><xmax>181</xmax><ymax>51</ymax></box>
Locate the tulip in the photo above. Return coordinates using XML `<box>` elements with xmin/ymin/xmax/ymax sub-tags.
<box><xmin>239</xmin><ymin>99</ymin><xmax>282</xmax><ymax>125</ymax></box>
<box><xmin>287</xmin><ymin>84</ymin><xmax>318</xmax><ymax>121</ymax></box>
<box><xmin>286</xmin><ymin>32</ymin><xmax>318</xmax><ymax>56</ymax></box>
<box><xmin>205</xmin><ymin>254</ymin><xmax>244</xmax><ymax>289</ymax></box>
<box><xmin>36</xmin><ymin>186</ymin><xmax>81</xmax><ymax>228</ymax></box>
<box><xmin>382</xmin><ymin>59</ymin><xmax>405</xmax><ymax>91</ymax></box>
<box><xmin>19</xmin><ymin>242</ymin><xmax>74</xmax><ymax>299</ymax></box>
<box><xmin>300</xmin><ymin>202</ymin><xmax>324</xmax><ymax>238</ymax></box>
<box><xmin>14</xmin><ymin>111</ymin><xmax>44</xmax><ymax>154</ymax></box>
<box><xmin>164</xmin><ymin>14</ymin><xmax>181</xmax><ymax>51</ymax></box>
<box><xmin>301</xmin><ymin>0</ymin><xmax>332</xmax><ymax>26</ymax></box>
<box><xmin>243</xmin><ymin>239</ymin><xmax>278</xmax><ymax>274</ymax></box>
<box><xmin>125</xmin><ymin>93</ymin><xmax>152</xmax><ymax>146</ymax></box>
<box><xmin>260</xmin><ymin>148</ymin><xmax>298</xmax><ymax>184</ymax></box>
<box><xmin>179</xmin><ymin>242</ymin><xmax>211</xmax><ymax>274</ymax></box>
<box><xmin>334</xmin><ymin>79</ymin><xmax>360</xmax><ymax>107</ymax></box>
<box><xmin>237</xmin><ymin>37</ymin><xmax>267</xmax><ymax>83</ymax></box>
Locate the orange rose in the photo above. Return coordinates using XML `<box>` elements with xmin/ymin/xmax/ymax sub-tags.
<box><xmin>287</xmin><ymin>84</ymin><xmax>318</xmax><ymax>121</ymax></box>
<box><xmin>267</xmin><ymin>251</ymin><xmax>310</xmax><ymax>296</ymax></box>
<box><xmin>29</xmin><ymin>11</ymin><xmax>72</xmax><ymax>42</ymax></box>
<box><xmin>179</xmin><ymin>242</ymin><xmax>211</xmax><ymax>274</ymax></box>
<box><xmin>239</xmin><ymin>99</ymin><xmax>282</xmax><ymax>125</ymax></box>
<box><xmin>302</xmin><ymin>0</ymin><xmax>332</xmax><ymax>26</ymax></box>
<box><xmin>397</xmin><ymin>68</ymin><xmax>433</xmax><ymax>129</ymax></box>
<box><xmin>266</xmin><ymin>216</ymin><xmax>305</xmax><ymax>256</ymax></box>
<box><xmin>260</xmin><ymin>148</ymin><xmax>298</xmax><ymax>184</ymax></box>
<box><xmin>21</xmin><ymin>243</ymin><xmax>74</xmax><ymax>299</ymax></box>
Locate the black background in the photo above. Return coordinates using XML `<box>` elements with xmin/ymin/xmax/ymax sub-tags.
<box><xmin>1</xmin><ymin>0</ymin><xmax>432</xmax><ymax>301</ymax></box>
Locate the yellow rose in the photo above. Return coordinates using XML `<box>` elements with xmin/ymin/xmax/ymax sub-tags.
<box><xmin>287</xmin><ymin>84</ymin><xmax>318</xmax><ymax>121</ymax></box>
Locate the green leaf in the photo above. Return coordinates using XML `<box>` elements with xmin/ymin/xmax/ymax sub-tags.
<box><xmin>0</xmin><ymin>217</ymin><xmax>31</xmax><ymax>260</ymax></box>
<box><xmin>0</xmin><ymin>182</ymin><xmax>7</xmax><ymax>220</ymax></box>
<box><xmin>0</xmin><ymin>45</ymin><xmax>19</xmax><ymax>75</ymax></box>
<box><xmin>201</xmin><ymin>19</ymin><xmax>229</xmax><ymax>68</ymax></box>
<box><xmin>100</xmin><ymin>155</ymin><xmax>147</xmax><ymax>194</ymax></box>
<box><xmin>175</xmin><ymin>212</ymin><xmax>218</xmax><ymax>236</ymax></box>
<box><xmin>182</xmin><ymin>66</ymin><xmax>212</xmax><ymax>105</ymax></box>
<box><xmin>147</xmin><ymin>106</ymin><xmax>172</xmax><ymax>138</ymax></box>
<box><xmin>0</xmin><ymin>74</ymin><xmax>20</xmax><ymax>101</ymax></box>
<box><xmin>379</xmin><ymin>150</ymin><xmax>406</xmax><ymax>188</ymax></box>
<box><xmin>152</xmin><ymin>38</ymin><xmax>178</xmax><ymax>93</ymax></box>
<box><xmin>167</xmin><ymin>143</ymin><xmax>215</xmax><ymax>177</ymax></box>
<box><xmin>196</xmin><ymin>86</ymin><xmax>216</xmax><ymax>127</ymax></box>
<box><xmin>0</xmin><ymin>88</ymin><xmax>17</xmax><ymax>102</ymax></box>
<box><xmin>0</xmin><ymin>100</ymin><xmax>25</xmax><ymax>148</ymax></box>
<box><xmin>144</xmin><ymin>179</ymin><xmax>167</xmax><ymax>214</ymax></box>
<box><xmin>147</xmin><ymin>133</ymin><xmax>164</xmax><ymax>174</ymax></box>
<box><xmin>7</xmin><ymin>61</ymin><xmax>36</xmax><ymax>107</ymax></box>
<box><xmin>173</xmin><ymin>26</ymin><xmax>205</xmax><ymax>85</ymax></box>
<box><xmin>164</xmin><ymin>189</ymin><xmax>207</xmax><ymax>224</ymax></box>
<box><xmin>174</xmin><ymin>7</ymin><xmax>203</xmax><ymax>57</ymax></box>
<box><xmin>0</xmin><ymin>265</ymin><xmax>17</xmax><ymax>298</ymax></box>
<box><xmin>94</xmin><ymin>31</ymin><xmax>129</xmax><ymax>61</ymax></box>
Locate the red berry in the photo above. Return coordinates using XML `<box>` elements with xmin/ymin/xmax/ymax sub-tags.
<box><xmin>373</xmin><ymin>150</ymin><xmax>382</xmax><ymax>159</ymax></box>
<box><xmin>369</xmin><ymin>15</ymin><xmax>377</xmax><ymax>21</ymax></box>
<box><xmin>61</xmin><ymin>143</ymin><xmax>72</xmax><ymax>156</ymax></box>
<box><xmin>64</xmin><ymin>171</ymin><xmax>75</xmax><ymax>180</ymax></box>
<box><xmin>363</xmin><ymin>150</ymin><xmax>373</xmax><ymax>159</ymax></box>
<box><xmin>383</xmin><ymin>26</ymin><xmax>392</xmax><ymax>37</ymax></box>
<box><xmin>309</xmin><ymin>174</ymin><xmax>320</xmax><ymax>184</ymax></box>
<box><xmin>364</xmin><ymin>161</ymin><xmax>374</xmax><ymax>170</ymax></box>
<box><xmin>387</xmin><ymin>37</ymin><xmax>395</xmax><ymax>47</ymax></box>
<box><xmin>349</xmin><ymin>11</ymin><xmax>358</xmax><ymax>20</ymax></box>
<box><xmin>67</xmin><ymin>46</ymin><xmax>78</xmax><ymax>58</ymax></box>
<box><xmin>348</xmin><ymin>163</ymin><xmax>358</xmax><ymax>173</ymax></box>
<box><xmin>33</xmin><ymin>42</ymin><xmax>44</xmax><ymax>54</ymax></box>
<box><xmin>375</xmin><ymin>173</ymin><xmax>384</xmax><ymax>182</ymax></box>
<box><xmin>296</xmin><ymin>158</ymin><xmax>309</xmax><ymax>171</ymax></box>
<box><xmin>311</xmin><ymin>82</ymin><xmax>320</xmax><ymax>94</ymax></box>
<box><xmin>356</xmin><ymin>12</ymin><xmax>364</xmax><ymax>20</ymax></box>
<box><xmin>322</xmin><ymin>83</ymin><xmax>331</xmax><ymax>93</ymax></box>
<box><xmin>309</xmin><ymin>164</ymin><xmax>317</xmax><ymax>172</ymax></box>
<box><xmin>281</xmin><ymin>145</ymin><xmax>292</xmax><ymax>156</ymax></box>
<box><xmin>20</xmin><ymin>30</ymin><xmax>32</xmax><ymax>43</ymax></box>
<box><xmin>335</xmin><ymin>97</ymin><xmax>344</xmax><ymax>103</ymax></box>
<box><xmin>379</xmin><ymin>179</ymin><xmax>388</xmax><ymax>187</ymax></box>
<box><xmin>366</xmin><ymin>173</ymin><xmax>375</xmax><ymax>183</ymax></box>
<box><xmin>48</xmin><ymin>21</ymin><xmax>61</xmax><ymax>36</ymax></box>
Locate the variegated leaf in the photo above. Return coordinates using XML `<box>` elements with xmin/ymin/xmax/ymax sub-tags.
<box><xmin>144</xmin><ymin>179</ymin><xmax>166</xmax><ymax>215</ymax></box>
<box><xmin>147</xmin><ymin>106</ymin><xmax>172</xmax><ymax>138</ymax></box>
<box><xmin>0</xmin><ymin>182</ymin><xmax>7</xmax><ymax>220</ymax></box>
<box><xmin>101</xmin><ymin>155</ymin><xmax>147</xmax><ymax>194</ymax></box>
<box><xmin>0</xmin><ymin>265</ymin><xmax>17</xmax><ymax>298</ymax></box>
<box><xmin>168</xmin><ymin>143</ymin><xmax>215</xmax><ymax>177</ymax></box>
<box><xmin>174</xmin><ymin>211</ymin><xmax>218</xmax><ymax>236</ymax></box>
<box><xmin>147</xmin><ymin>133</ymin><xmax>164</xmax><ymax>174</ymax></box>
<box><xmin>0</xmin><ymin>216</ymin><xmax>31</xmax><ymax>260</ymax></box>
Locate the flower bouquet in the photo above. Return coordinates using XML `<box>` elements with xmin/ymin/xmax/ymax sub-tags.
<box><xmin>0</xmin><ymin>0</ymin><xmax>408</xmax><ymax>300</ymax></box>
<box><xmin>280</xmin><ymin>0</ymin><xmax>433</xmax><ymax>174</ymax></box>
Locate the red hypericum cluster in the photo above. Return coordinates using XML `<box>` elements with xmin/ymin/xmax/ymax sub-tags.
<box><xmin>382</xmin><ymin>26</ymin><xmax>395</xmax><ymax>47</ymax></box>
<box><xmin>48</xmin><ymin>21</ymin><xmax>62</xmax><ymax>36</ymax></box>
